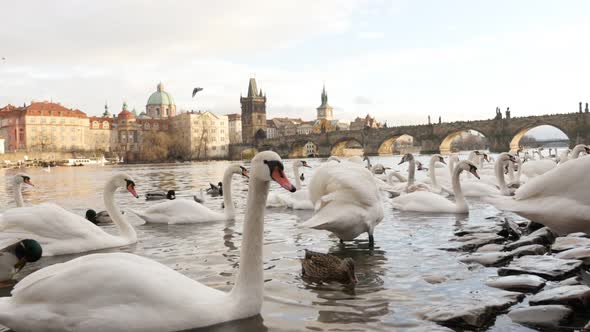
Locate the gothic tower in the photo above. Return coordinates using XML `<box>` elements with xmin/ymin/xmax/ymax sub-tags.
<box><xmin>240</xmin><ymin>78</ymin><xmax>267</xmax><ymax>143</ymax></box>
<box><xmin>316</xmin><ymin>84</ymin><xmax>333</xmax><ymax>120</ymax></box>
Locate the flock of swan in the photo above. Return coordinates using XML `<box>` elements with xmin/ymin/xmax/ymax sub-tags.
<box><xmin>0</xmin><ymin>145</ymin><xmax>587</xmax><ymax>331</ymax></box>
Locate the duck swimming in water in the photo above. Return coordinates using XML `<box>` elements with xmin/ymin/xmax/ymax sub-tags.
<box><xmin>145</xmin><ymin>190</ymin><xmax>175</xmax><ymax>201</ymax></box>
<box><xmin>301</xmin><ymin>250</ymin><xmax>357</xmax><ymax>286</ymax></box>
<box><xmin>85</xmin><ymin>209</ymin><xmax>125</xmax><ymax>225</ymax></box>
<box><xmin>0</xmin><ymin>239</ymin><xmax>42</xmax><ymax>283</ymax></box>
<box><xmin>206</xmin><ymin>182</ymin><xmax>223</xmax><ymax>197</ymax></box>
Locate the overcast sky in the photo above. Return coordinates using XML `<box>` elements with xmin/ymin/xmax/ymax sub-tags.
<box><xmin>1</xmin><ymin>0</ymin><xmax>588</xmax><ymax>138</ymax></box>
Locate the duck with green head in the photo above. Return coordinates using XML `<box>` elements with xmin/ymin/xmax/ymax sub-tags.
<box><xmin>0</xmin><ymin>239</ymin><xmax>42</xmax><ymax>283</ymax></box>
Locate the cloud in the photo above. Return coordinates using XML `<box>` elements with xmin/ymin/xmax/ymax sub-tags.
<box><xmin>353</xmin><ymin>96</ymin><xmax>373</xmax><ymax>105</ymax></box>
<box><xmin>0</xmin><ymin>0</ymin><xmax>361</xmax><ymax>65</ymax></box>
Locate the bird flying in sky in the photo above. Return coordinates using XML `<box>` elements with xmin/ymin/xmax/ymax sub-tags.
<box><xmin>192</xmin><ymin>87</ymin><xmax>203</xmax><ymax>98</ymax></box>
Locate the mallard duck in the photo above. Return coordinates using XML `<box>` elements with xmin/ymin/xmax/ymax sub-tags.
<box><xmin>0</xmin><ymin>239</ymin><xmax>42</xmax><ymax>282</ymax></box>
<box><xmin>206</xmin><ymin>182</ymin><xmax>223</xmax><ymax>197</ymax></box>
<box><xmin>85</xmin><ymin>209</ymin><xmax>125</xmax><ymax>224</ymax></box>
<box><xmin>301</xmin><ymin>250</ymin><xmax>357</xmax><ymax>285</ymax></box>
<box><xmin>145</xmin><ymin>190</ymin><xmax>175</xmax><ymax>201</ymax></box>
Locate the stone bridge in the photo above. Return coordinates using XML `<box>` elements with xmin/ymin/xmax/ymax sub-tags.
<box><xmin>229</xmin><ymin>112</ymin><xmax>590</xmax><ymax>159</ymax></box>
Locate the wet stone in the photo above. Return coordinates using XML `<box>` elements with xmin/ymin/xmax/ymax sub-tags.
<box><xmin>459</xmin><ymin>252</ymin><xmax>512</xmax><ymax>267</ymax></box>
<box><xmin>509</xmin><ymin>244</ymin><xmax>548</xmax><ymax>258</ymax></box>
<box><xmin>498</xmin><ymin>256</ymin><xmax>582</xmax><ymax>281</ymax></box>
<box><xmin>567</xmin><ymin>232</ymin><xmax>590</xmax><ymax>238</ymax></box>
<box><xmin>505</xmin><ymin>227</ymin><xmax>555</xmax><ymax>251</ymax></box>
<box><xmin>485</xmin><ymin>275</ymin><xmax>546</xmax><ymax>293</ymax></box>
<box><xmin>444</xmin><ymin>233</ymin><xmax>505</xmax><ymax>252</ymax></box>
<box><xmin>477</xmin><ymin>243</ymin><xmax>505</xmax><ymax>252</ymax></box>
<box><xmin>529</xmin><ymin>285</ymin><xmax>590</xmax><ymax>308</ymax></box>
<box><xmin>507</xmin><ymin>305</ymin><xmax>573</xmax><ymax>327</ymax></box>
<box><xmin>422</xmin><ymin>292</ymin><xmax>523</xmax><ymax>329</ymax></box>
<box><xmin>555</xmin><ymin>247</ymin><xmax>590</xmax><ymax>264</ymax></box>
<box><xmin>552</xmin><ymin>237</ymin><xmax>590</xmax><ymax>252</ymax></box>
<box><xmin>558</xmin><ymin>276</ymin><xmax>581</xmax><ymax>286</ymax></box>
<box><xmin>454</xmin><ymin>224</ymin><xmax>502</xmax><ymax>237</ymax></box>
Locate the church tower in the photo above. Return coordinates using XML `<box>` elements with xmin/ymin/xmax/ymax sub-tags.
<box><xmin>316</xmin><ymin>84</ymin><xmax>333</xmax><ymax>120</ymax></box>
<box><xmin>240</xmin><ymin>78</ymin><xmax>267</xmax><ymax>143</ymax></box>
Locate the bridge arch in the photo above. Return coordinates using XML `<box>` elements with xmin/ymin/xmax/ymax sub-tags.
<box><xmin>439</xmin><ymin>129</ymin><xmax>490</xmax><ymax>154</ymax></box>
<box><xmin>289</xmin><ymin>141</ymin><xmax>318</xmax><ymax>158</ymax></box>
<box><xmin>510</xmin><ymin>124</ymin><xmax>571</xmax><ymax>152</ymax></box>
<box><xmin>330</xmin><ymin>137</ymin><xmax>364</xmax><ymax>157</ymax></box>
<box><xmin>377</xmin><ymin>134</ymin><xmax>417</xmax><ymax>155</ymax></box>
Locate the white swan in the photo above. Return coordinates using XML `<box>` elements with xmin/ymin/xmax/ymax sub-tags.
<box><xmin>521</xmin><ymin>157</ymin><xmax>556</xmax><ymax>179</ymax></box>
<box><xmin>459</xmin><ymin>153</ymin><xmax>517</xmax><ymax>197</ymax></box>
<box><xmin>132</xmin><ymin>165</ymin><xmax>248</xmax><ymax>224</ymax></box>
<box><xmin>398</xmin><ymin>153</ymin><xmax>431</xmax><ymax>193</ymax></box>
<box><xmin>302</xmin><ymin>159</ymin><xmax>384</xmax><ymax>245</ymax></box>
<box><xmin>391</xmin><ymin>160</ymin><xmax>480</xmax><ymax>214</ymax></box>
<box><xmin>485</xmin><ymin>154</ymin><xmax>590</xmax><ymax>235</ymax></box>
<box><xmin>266</xmin><ymin>160</ymin><xmax>312</xmax><ymax>209</ymax></box>
<box><xmin>11</xmin><ymin>174</ymin><xmax>33</xmax><ymax>207</ymax></box>
<box><xmin>363</xmin><ymin>156</ymin><xmax>386</xmax><ymax>174</ymax></box>
<box><xmin>0</xmin><ymin>173</ymin><xmax>138</xmax><ymax>256</ymax></box>
<box><xmin>426</xmin><ymin>154</ymin><xmax>453</xmax><ymax>195</ymax></box>
<box><xmin>0</xmin><ymin>151</ymin><xmax>296</xmax><ymax>332</ymax></box>
<box><xmin>559</xmin><ymin>144</ymin><xmax>589</xmax><ymax>165</ymax></box>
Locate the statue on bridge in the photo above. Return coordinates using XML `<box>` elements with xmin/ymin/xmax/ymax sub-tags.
<box><xmin>438</xmin><ymin>116</ymin><xmax>441</xmax><ymax>124</ymax></box>
<box><xmin>506</xmin><ymin>107</ymin><xmax>511</xmax><ymax>119</ymax></box>
<box><xmin>495</xmin><ymin>107</ymin><xmax>503</xmax><ymax>120</ymax></box>
<box><xmin>586</xmin><ymin>103</ymin><xmax>589</xmax><ymax>113</ymax></box>
<box><xmin>580</xmin><ymin>102</ymin><xmax>583</xmax><ymax>113</ymax></box>
<box><xmin>428</xmin><ymin>115</ymin><xmax>431</xmax><ymax>125</ymax></box>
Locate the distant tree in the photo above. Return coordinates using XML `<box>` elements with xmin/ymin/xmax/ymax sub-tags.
<box><xmin>139</xmin><ymin>131</ymin><xmax>171</xmax><ymax>162</ymax></box>
<box><xmin>519</xmin><ymin>135</ymin><xmax>539</xmax><ymax>148</ymax></box>
<box><xmin>451</xmin><ymin>132</ymin><xmax>489</xmax><ymax>151</ymax></box>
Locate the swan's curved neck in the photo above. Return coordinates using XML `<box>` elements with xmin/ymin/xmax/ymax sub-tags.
<box><xmin>229</xmin><ymin>177</ymin><xmax>269</xmax><ymax>308</ymax></box>
<box><xmin>293</xmin><ymin>165</ymin><xmax>302</xmax><ymax>190</ymax></box>
<box><xmin>494</xmin><ymin>158</ymin><xmax>508</xmax><ymax>191</ymax></box>
<box><xmin>14</xmin><ymin>182</ymin><xmax>24</xmax><ymax>207</ymax></box>
<box><xmin>222</xmin><ymin>167</ymin><xmax>236</xmax><ymax>219</ymax></box>
<box><xmin>104</xmin><ymin>182</ymin><xmax>136</xmax><ymax>241</ymax></box>
<box><xmin>407</xmin><ymin>159</ymin><xmax>415</xmax><ymax>186</ymax></box>
<box><xmin>429</xmin><ymin>157</ymin><xmax>439</xmax><ymax>189</ymax></box>
<box><xmin>449</xmin><ymin>157</ymin><xmax>457</xmax><ymax>178</ymax></box>
<box><xmin>507</xmin><ymin>159</ymin><xmax>515</xmax><ymax>182</ymax></box>
<box><xmin>451</xmin><ymin>165</ymin><xmax>467</xmax><ymax>211</ymax></box>
<box><xmin>479</xmin><ymin>155</ymin><xmax>485</xmax><ymax>168</ymax></box>
<box><xmin>387</xmin><ymin>171</ymin><xmax>406</xmax><ymax>184</ymax></box>
<box><xmin>572</xmin><ymin>146</ymin><xmax>585</xmax><ymax>159</ymax></box>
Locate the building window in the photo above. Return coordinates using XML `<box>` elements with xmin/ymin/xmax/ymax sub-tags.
<box><xmin>145</xmin><ymin>123</ymin><xmax>150</xmax><ymax>129</ymax></box>
<box><xmin>103</xmin><ymin>121</ymin><xmax>109</xmax><ymax>129</ymax></box>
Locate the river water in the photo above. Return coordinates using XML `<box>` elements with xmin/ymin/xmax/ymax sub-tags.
<box><xmin>0</xmin><ymin>153</ymin><xmax>556</xmax><ymax>331</ymax></box>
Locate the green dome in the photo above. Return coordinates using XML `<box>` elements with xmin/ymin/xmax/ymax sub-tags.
<box><xmin>147</xmin><ymin>83</ymin><xmax>175</xmax><ymax>106</ymax></box>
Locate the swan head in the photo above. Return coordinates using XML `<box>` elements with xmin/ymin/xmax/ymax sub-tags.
<box><xmin>482</xmin><ymin>153</ymin><xmax>490</xmax><ymax>162</ymax></box>
<box><xmin>458</xmin><ymin>161</ymin><xmax>480</xmax><ymax>179</ymax></box>
<box><xmin>252</xmin><ymin>151</ymin><xmax>296</xmax><ymax>192</ymax></box>
<box><xmin>14</xmin><ymin>174</ymin><xmax>33</xmax><ymax>187</ymax></box>
<box><xmin>293</xmin><ymin>160</ymin><xmax>311</xmax><ymax>169</ymax></box>
<box><xmin>498</xmin><ymin>152</ymin><xmax>517</xmax><ymax>164</ymax></box>
<box><xmin>433</xmin><ymin>154</ymin><xmax>446</xmax><ymax>165</ymax></box>
<box><xmin>109</xmin><ymin>173</ymin><xmax>139</xmax><ymax>198</ymax></box>
<box><xmin>227</xmin><ymin>164</ymin><xmax>250</xmax><ymax>178</ymax></box>
<box><xmin>585</xmin><ymin>145</ymin><xmax>590</xmax><ymax>155</ymax></box>
<box><xmin>14</xmin><ymin>239</ymin><xmax>42</xmax><ymax>272</ymax></box>
<box><xmin>398</xmin><ymin>153</ymin><xmax>414</xmax><ymax>165</ymax></box>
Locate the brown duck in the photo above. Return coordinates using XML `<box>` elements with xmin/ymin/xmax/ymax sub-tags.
<box><xmin>301</xmin><ymin>250</ymin><xmax>357</xmax><ymax>286</ymax></box>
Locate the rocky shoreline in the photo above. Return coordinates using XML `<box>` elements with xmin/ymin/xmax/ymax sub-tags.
<box><xmin>424</xmin><ymin>217</ymin><xmax>590</xmax><ymax>331</ymax></box>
